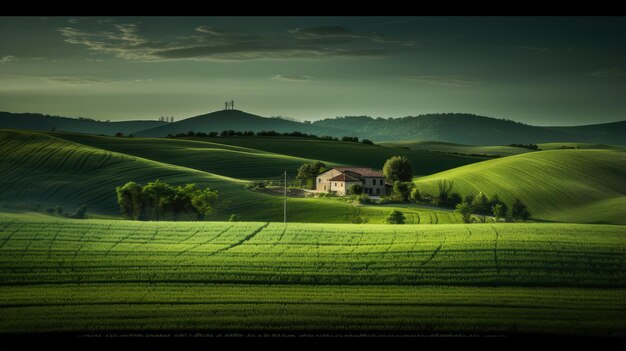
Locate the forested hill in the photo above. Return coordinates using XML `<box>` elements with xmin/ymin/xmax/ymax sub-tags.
<box><xmin>311</xmin><ymin>114</ymin><xmax>626</xmax><ymax>145</ymax></box>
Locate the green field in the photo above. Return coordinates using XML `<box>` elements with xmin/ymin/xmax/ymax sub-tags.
<box><xmin>538</xmin><ymin>142</ymin><xmax>626</xmax><ymax>151</ymax></box>
<box><xmin>414</xmin><ymin>149</ymin><xmax>626</xmax><ymax>224</ymax></box>
<box><xmin>0</xmin><ymin>215</ymin><xmax>623</xmax><ymax>335</ymax></box>
<box><xmin>178</xmin><ymin>136</ymin><xmax>487</xmax><ymax>176</ymax></box>
<box><xmin>380</xmin><ymin>141</ymin><xmax>533</xmax><ymax>157</ymax></box>
<box><xmin>0</xmin><ymin>130</ymin><xmax>460</xmax><ymax>224</ymax></box>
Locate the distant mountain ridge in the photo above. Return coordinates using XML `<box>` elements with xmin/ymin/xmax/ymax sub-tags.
<box><xmin>1</xmin><ymin>110</ymin><xmax>624</xmax><ymax>145</ymax></box>
<box><xmin>311</xmin><ymin>113</ymin><xmax>626</xmax><ymax>145</ymax></box>
<box><xmin>133</xmin><ymin>109</ymin><xmax>349</xmax><ymax>138</ymax></box>
<box><xmin>0</xmin><ymin>111</ymin><xmax>167</xmax><ymax>136</ymax></box>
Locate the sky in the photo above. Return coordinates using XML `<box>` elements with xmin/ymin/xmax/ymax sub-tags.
<box><xmin>0</xmin><ymin>16</ymin><xmax>624</xmax><ymax>125</ymax></box>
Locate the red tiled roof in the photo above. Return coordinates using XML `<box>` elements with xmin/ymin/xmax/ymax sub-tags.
<box><xmin>328</xmin><ymin>173</ymin><xmax>361</xmax><ymax>182</ymax></box>
<box><xmin>333</xmin><ymin>167</ymin><xmax>384</xmax><ymax>177</ymax></box>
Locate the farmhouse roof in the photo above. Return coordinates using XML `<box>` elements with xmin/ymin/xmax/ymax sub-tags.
<box><xmin>328</xmin><ymin>173</ymin><xmax>361</xmax><ymax>182</ymax></box>
<box><xmin>333</xmin><ymin>167</ymin><xmax>384</xmax><ymax>177</ymax></box>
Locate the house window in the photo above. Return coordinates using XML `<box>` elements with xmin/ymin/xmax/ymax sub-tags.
<box><xmin>334</xmin><ymin>182</ymin><xmax>337</xmax><ymax>187</ymax></box>
<box><xmin>380</xmin><ymin>179</ymin><xmax>383</xmax><ymax>185</ymax></box>
<box><xmin>376</xmin><ymin>188</ymin><xmax>380</xmax><ymax>195</ymax></box>
<box><xmin>372</xmin><ymin>179</ymin><xmax>375</xmax><ymax>185</ymax></box>
<box><xmin>318</xmin><ymin>178</ymin><xmax>321</xmax><ymax>183</ymax></box>
<box><xmin>341</xmin><ymin>183</ymin><xmax>343</xmax><ymax>187</ymax></box>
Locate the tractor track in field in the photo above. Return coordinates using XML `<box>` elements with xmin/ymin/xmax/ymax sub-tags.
<box><xmin>176</xmin><ymin>225</ymin><xmax>236</xmax><ymax>257</ymax></box>
<box><xmin>151</xmin><ymin>228</ymin><xmax>160</xmax><ymax>241</ymax></box>
<box><xmin>207</xmin><ymin>222</ymin><xmax>269</xmax><ymax>257</ymax></box>
<box><xmin>420</xmin><ymin>238</ymin><xmax>446</xmax><ymax>267</ymax></box>
<box><xmin>491</xmin><ymin>226</ymin><xmax>500</xmax><ymax>274</ymax></box>
<box><xmin>47</xmin><ymin>227</ymin><xmax>64</xmax><ymax>259</ymax></box>
<box><xmin>177</xmin><ymin>229</ymin><xmax>202</xmax><ymax>244</ymax></box>
<box><xmin>253</xmin><ymin>224</ymin><xmax>288</xmax><ymax>259</ymax></box>
<box><xmin>105</xmin><ymin>231</ymin><xmax>136</xmax><ymax>257</ymax></box>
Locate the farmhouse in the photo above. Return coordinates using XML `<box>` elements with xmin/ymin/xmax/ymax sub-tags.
<box><xmin>316</xmin><ymin>167</ymin><xmax>387</xmax><ymax>196</ymax></box>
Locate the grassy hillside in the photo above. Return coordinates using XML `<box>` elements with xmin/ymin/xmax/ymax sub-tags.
<box><xmin>0</xmin><ymin>111</ymin><xmax>166</xmax><ymax>135</ymax></box>
<box><xmin>181</xmin><ymin>136</ymin><xmax>487</xmax><ymax>176</ymax></box>
<box><xmin>49</xmin><ymin>132</ymin><xmax>325</xmax><ymax>180</ymax></box>
<box><xmin>0</xmin><ymin>217</ymin><xmax>623</xmax><ymax>335</ymax></box>
<box><xmin>538</xmin><ymin>142</ymin><xmax>626</xmax><ymax>151</ymax></box>
<box><xmin>0</xmin><ymin>129</ymin><xmax>459</xmax><ymax>224</ymax></box>
<box><xmin>414</xmin><ymin>149</ymin><xmax>626</xmax><ymax>224</ymax></box>
<box><xmin>380</xmin><ymin>141</ymin><xmax>533</xmax><ymax>157</ymax></box>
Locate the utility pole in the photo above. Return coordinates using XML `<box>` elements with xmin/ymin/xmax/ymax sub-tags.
<box><xmin>284</xmin><ymin>170</ymin><xmax>287</xmax><ymax>223</ymax></box>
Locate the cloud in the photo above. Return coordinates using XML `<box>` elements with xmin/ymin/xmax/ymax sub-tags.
<box><xmin>272</xmin><ymin>74</ymin><xmax>313</xmax><ymax>83</ymax></box>
<box><xmin>68</xmin><ymin>18</ymin><xmax>79</xmax><ymax>24</ymax></box>
<box><xmin>289</xmin><ymin>26</ymin><xmax>414</xmax><ymax>46</ymax></box>
<box><xmin>289</xmin><ymin>26</ymin><xmax>364</xmax><ymax>40</ymax></box>
<box><xmin>589</xmin><ymin>68</ymin><xmax>626</xmax><ymax>78</ymax></box>
<box><xmin>0</xmin><ymin>55</ymin><xmax>18</xmax><ymax>63</ymax></box>
<box><xmin>195</xmin><ymin>26</ymin><xmax>225</xmax><ymax>36</ymax></box>
<box><xmin>42</xmin><ymin>75</ymin><xmax>118</xmax><ymax>85</ymax></box>
<box><xmin>58</xmin><ymin>23</ymin><xmax>401</xmax><ymax>62</ymax></box>
<box><xmin>403</xmin><ymin>75</ymin><xmax>484</xmax><ymax>87</ymax></box>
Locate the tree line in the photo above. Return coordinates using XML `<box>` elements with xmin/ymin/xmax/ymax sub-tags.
<box><xmin>166</xmin><ymin>130</ymin><xmax>372</xmax><ymax>144</ymax></box>
<box><xmin>116</xmin><ymin>180</ymin><xmax>218</xmax><ymax>221</ymax></box>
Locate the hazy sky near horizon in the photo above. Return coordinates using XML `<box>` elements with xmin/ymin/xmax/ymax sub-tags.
<box><xmin>0</xmin><ymin>16</ymin><xmax>624</xmax><ymax>125</ymax></box>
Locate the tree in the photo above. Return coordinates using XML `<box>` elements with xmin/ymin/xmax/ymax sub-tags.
<box><xmin>455</xmin><ymin>202</ymin><xmax>474</xmax><ymax>223</ymax></box>
<box><xmin>385</xmin><ymin>210</ymin><xmax>406</xmax><ymax>224</ymax></box>
<box><xmin>492</xmin><ymin>204</ymin><xmax>505</xmax><ymax>222</ymax></box>
<box><xmin>190</xmin><ymin>188</ymin><xmax>218</xmax><ymax>221</ymax></box>
<box><xmin>115</xmin><ymin>132</ymin><xmax>123</xmax><ymax>137</ymax></box>
<box><xmin>296</xmin><ymin>161</ymin><xmax>326</xmax><ymax>189</ymax></box>
<box><xmin>168</xmin><ymin>184</ymin><xmax>198</xmax><ymax>221</ymax></box>
<box><xmin>392</xmin><ymin>181</ymin><xmax>412</xmax><ymax>202</ymax></box>
<box><xmin>409</xmin><ymin>186</ymin><xmax>421</xmax><ymax>202</ymax></box>
<box><xmin>490</xmin><ymin>194</ymin><xmax>508</xmax><ymax>219</ymax></box>
<box><xmin>362</xmin><ymin>139</ymin><xmax>374</xmax><ymax>145</ymax></box>
<box><xmin>142</xmin><ymin>180</ymin><xmax>175</xmax><ymax>221</ymax></box>
<box><xmin>348</xmin><ymin>183</ymin><xmax>364</xmax><ymax>195</ymax></box>
<box><xmin>116</xmin><ymin>182</ymin><xmax>143</xmax><ymax>220</ymax></box>
<box><xmin>473</xmin><ymin>192</ymin><xmax>490</xmax><ymax>214</ymax></box>
<box><xmin>512</xmin><ymin>199</ymin><xmax>531</xmax><ymax>221</ymax></box>
<box><xmin>229</xmin><ymin>214</ymin><xmax>239</xmax><ymax>222</ymax></box>
<box><xmin>434</xmin><ymin>179</ymin><xmax>454</xmax><ymax>206</ymax></box>
<box><xmin>55</xmin><ymin>206</ymin><xmax>64</xmax><ymax>216</ymax></box>
<box><xmin>383</xmin><ymin>156</ymin><xmax>413</xmax><ymax>183</ymax></box>
<box><xmin>74</xmin><ymin>204</ymin><xmax>87</xmax><ymax>219</ymax></box>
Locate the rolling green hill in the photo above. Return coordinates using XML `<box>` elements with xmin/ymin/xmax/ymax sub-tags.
<box><xmin>0</xmin><ymin>111</ymin><xmax>166</xmax><ymax>136</ymax></box>
<box><xmin>0</xmin><ymin>217</ymin><xmax>623</xmax><ymax>335</ymax></box>
<box><xmin>538</xmin><ymin>142</ymin><xmax>626</xmax><ymax>151</ymax></box>
<box><xmin>414</xmin><ymin>149</ymin><xmax>626</xmax><ymax>224</ymax></box>
<box><xmin>180</xmin><ymin>136</ymin><xmax>487</xmax><ymax>176</ymax></box>
<box><xmin>49</xmin><ymin>132</ymin><xmax>325</xmax><ymax>180</ymax></box>
<box><xmin>0</xmin><ymin>129</ymin><xmax>459</xmax><ymax>224</ymax></box>
<box><xmin>379</xmin><ymin>141</ymin><xmax>533</xmax><ymax>157</ymax></box>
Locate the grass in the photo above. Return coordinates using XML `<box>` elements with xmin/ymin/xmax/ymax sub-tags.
<box><xmin>414</xmin><ymin>149</ymin><xmax>626</xmax><ymax>224</ymax></box>
<box><xmin>0</xmin><ymin>129</ymin><xmax>460</xmax><ymax>224</ymax></box>
<box><xmin>49</xmin><ymin>132</ymin><xmax>328</xmax><ymax>180</ymax></box>
<box><xmin>0</xmin><ymin>216</ymin><xmax>623</xmax><ymax>335</ymax></box>
<box><xmin>380</xmin><ymin>141</ymin><xmax>533</xmax><ymax>157</ymax></box>
<box><xmin>180</xmin><ymin>136</ymin><xmax>488</xmax><ymax>176</ymax></box>
<box><xmin>538</xmin><ymin>142</ymin><xmax>626</xmax><ymax>151</ymax></box>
